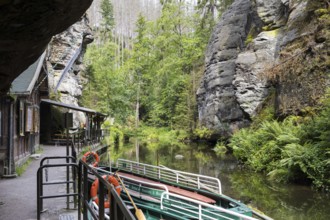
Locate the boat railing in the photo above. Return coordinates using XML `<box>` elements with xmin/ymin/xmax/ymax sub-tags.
<box><xmin>94</xmin><ymin>167</ymin><xmax>170</xmax><ymax>200</ymax></box>
<box><xmin>121</xmin><ymin>175</ymin><xmax>170</xmax><ymax>199</ymax></box>
<box><xmin>79</xmin><ymin>161</ymin><xmax>135</xmax><ymax>220</ymax></box>
<box><xmin>160</xmin><ymin>192</ymin><xmax>258</xmax><ymax>220</ymax></box>
<box><xmin>117</xmin><ymin>159</ymin><xmax>222</xmax><ymax>194</ymax></box>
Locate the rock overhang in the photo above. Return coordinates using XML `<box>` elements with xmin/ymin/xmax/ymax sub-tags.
<box><xmin>0</xmin><ymin>0</ymin><xmax>93</xmax><ymax>96</ymax></box>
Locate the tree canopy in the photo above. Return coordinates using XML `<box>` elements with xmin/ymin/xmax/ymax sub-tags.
<box><xmin>82</xmin><ymin>0</ymin><xmax>213</xmax><ymax>129</ymax></box>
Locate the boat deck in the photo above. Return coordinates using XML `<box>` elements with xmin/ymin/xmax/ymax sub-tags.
<box><xmin>118</xmin><ymin>171</ymin><xmax>216</xmax><ymax>204</ymax></box>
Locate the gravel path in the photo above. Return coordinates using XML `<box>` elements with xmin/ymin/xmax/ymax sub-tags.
<box><xmin>0</xmin><ymin>145</ymin><xmax>78</xmax><ymax>220</ymax></box>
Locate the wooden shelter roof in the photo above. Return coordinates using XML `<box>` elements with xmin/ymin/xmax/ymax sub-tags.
<box><xmin>41</xmin><ymin>99</ymin><xmax>107</xmax><ymax>117</ymax></box>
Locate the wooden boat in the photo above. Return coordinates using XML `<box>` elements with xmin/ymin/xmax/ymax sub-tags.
<box><xmin>87</xmin><ymin>158</ymin><xmax>272</xmax><ymax>220</ymax></box>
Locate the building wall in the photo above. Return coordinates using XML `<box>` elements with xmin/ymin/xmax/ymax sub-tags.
<box><xmin>14</xmin><ymin>90</ymin><xmax>41</xmax><ymax>167</ymax></box>
<box><xmin>0</xmin><ymin>98</ymin><xmax>12</xmax><ymax>176</ymax></box>
<box><xmin>0</xmin><ymin>79</ymin><xmax>43</xmax><ymax>176</ymax></box>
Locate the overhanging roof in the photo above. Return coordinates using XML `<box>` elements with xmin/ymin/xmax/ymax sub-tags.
<box><xmin>10</xmin><ymin>52</ymin><xmax>46</xmax><ymax>95</ymax></box>
<box><xmin>41</xmin><ymin>99</ymin><xmax>107</xmax><ymax>117</ymax></box>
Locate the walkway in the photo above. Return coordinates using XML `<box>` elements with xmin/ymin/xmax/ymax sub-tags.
<box><xmin>0</xmin><ymin>145</ymin><xmax>78</xmax><ymax>220</ymax></box>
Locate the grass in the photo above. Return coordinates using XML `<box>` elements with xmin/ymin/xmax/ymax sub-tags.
<box><xmin>16</xmin><ymin>158</ymin><xmax>32</xmax><ymax>176</ymax></box>
<box><xmin>15</xmin><ymin>146</ymin><xmax>43</xmax><ymax>176</ymax></box>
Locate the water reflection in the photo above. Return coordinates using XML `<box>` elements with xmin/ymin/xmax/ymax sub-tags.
<box><xmin>108</xmin><ymin>141</ymin><xmax>330</xmax><ymax>220</ymax></box>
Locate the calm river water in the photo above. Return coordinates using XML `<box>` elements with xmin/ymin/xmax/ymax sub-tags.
<box><xmin>108</xmin><ymin>142</ymin><xmax>330</xmax><ymax>220</ymax></box>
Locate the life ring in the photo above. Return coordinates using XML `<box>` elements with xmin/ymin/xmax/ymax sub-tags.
<box><xmin>82</xmin><ymin>151</ymin><xmax>100</xmax><ymax>167</ymax></box>
<box><xmin>90</xmin><ymin>175</ymin><xmax>121</xmax><ymax>208</ymax></box>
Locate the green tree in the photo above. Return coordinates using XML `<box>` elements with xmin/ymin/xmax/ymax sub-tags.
<box><xmin>83</xmin><ymin>0</ymin><xmax>211</xmax><ymax>131</ymax></box>
<box><xmin>82</xmin><ymin>41</ymin><xmax>134</xmax><ymax>122</ymax></box>
<box><xmin>100</xmin><ymin>0</ymin><xmax>115</xmax><ymax>40</ymax></box>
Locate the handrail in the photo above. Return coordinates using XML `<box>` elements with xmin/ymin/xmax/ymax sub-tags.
<box><xmin>38</xmin><ymin>156</ymin><xmax>77</xmax><ymax>208</ymax></box>
<box><xmin>37</xmin><ymin>163</ymin><xmax>79</xmax><ymax>220</ymax></box>
<box><xmin>79</xmin><ymin>160</ymin><xmax>136</xmax><ymax>220</ymax></box>
<box><xmin>160</xmin><ymin>192</ymin><xmax>258</xmax><ymax>220</ymax></box>
<box><xmin>93</xmin><ymin>167</ymin><xmax>170</xmax><ymax>199</ymax></box>
<box><xmin>117</xmin><ymin>159</ymin><xmax>222</xmax><ymax>194</ymax></box>
<box><xmin>40</xmin><ymin>156</ymin><xmax>76</xmax><ymax>167</ymax></box>
<box><xmin>122</xmin><ymin>176</ymin><xmax>170</xmax><ymax>197</ymax></box>
<box><xmin>160</xmin><ymin>164</ymin><xmax>221</xmax><ymax>194</ymax></box>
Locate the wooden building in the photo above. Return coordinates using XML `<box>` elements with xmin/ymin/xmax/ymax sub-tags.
<box><xmin>40</xmin><ymin>99</ymin><xmax>107</xmax><ymax>146</ymax></box>
<box><xmin>0</xmin><ymin>52</ymin><xmax>48</xmax><ymax>177</ymax></box>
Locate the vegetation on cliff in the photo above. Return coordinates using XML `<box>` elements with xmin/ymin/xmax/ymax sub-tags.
<box><xmin>227</xmin><ymin>1</ymin><xmax>330</xmax><ymax>190</ymax></box>
<box><xmin>230</xmin><ymin>90</ymin><xmax>330</xmax><ymax>189</ymax></box>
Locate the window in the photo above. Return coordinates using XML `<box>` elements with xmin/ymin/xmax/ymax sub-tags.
<box><xmin>25</xmin><ymin>104</ymin><xmax>34</xmax><ymax>133</ymax></box>
<box><xmin>33</xmin><ymin>106</ymin><xmax>39</xmax><ymax>133</ymax></box>
<box><xmin>19</xmin><ymin>100</ymin><xmax>25</xmax><ymax>136</ymax></box>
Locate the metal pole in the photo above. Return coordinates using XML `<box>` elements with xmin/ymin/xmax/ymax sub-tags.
<box><xmin>83</xmin><ymin>164</ymin><xmax>88</xmax><ymax>220</ymax></box>
<box><xmin>37</xmin><ymin>169</ymin><xmax>41</xmax><ymax>220</ymax></box>
<box><xmin>78</xmin><ymin>162</ymin><xmax>82</xmax><ymax>220</ymax></box>
<box><xmin>40</xmin><ymin>165</ymin><xmax>43</xmax><ymax>211</ymax></box>
<box><xmin>66</xmin><ymin>113</ymin><xmax>70</xmax><ymax>209</ymax></box>
<box><xmin>72</xmin><ymin>142</ymin><xmax>77</xmax><ymax>209</ymax></box>
<box><xmin>99</xmin><ymin>177</ymin><xmax>105</xmax><ymax>220</ymax></box>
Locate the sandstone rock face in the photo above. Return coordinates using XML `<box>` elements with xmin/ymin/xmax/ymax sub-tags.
<box><xmin>197</xmin><ymin>0</ymin><xmax>261</xmax><ymax>135</ymax></box>
<box><xmin>273</xmin><ymin>0</ymin><xmax>330</xmax><ymax>116</ymax></box>
<box><xmin>47</xmin><ymin>16</ymin><xmax>93</xmax><ymax>126</ymax></box>
<box><xmin>197</xmin><ymin>0</ymin><xmax>328</xmax><ymax>135</ymax></box>
<box><xmin>234</xmin><ymin>30</ymin><xmax>278</xmax><ymax>117</ymax></box>
<box><xmin>0</xmin><ymin>0</ymin><xmax>93</xmax><ymax>96</ymax></box>
<box><xmin>255</xmin><ymin>0</ymin><xmax>288</xmax><ymax>28</ymax></box>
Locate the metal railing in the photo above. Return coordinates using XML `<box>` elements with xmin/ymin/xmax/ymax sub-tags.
<box><xmin>117</xmin><ymin>159</ymin><xmax>222</xmax><ymax>194</ymax></box>
<box><xmin>79</xmin><ymin>160</ymin><xmax>136</xmax><ymax>220</ymax></box>
<box><xmin>93</xmin><ymin>166</ymin><xmax>256</xmax><ymax>220</ymax></box>
<box><xmin>94</xmin><ymin>167</ymin><xmax>170</xmax><ymax>201</ymax></box>
<box><xmin>37</xmin><ymin>156</ymin><xmax>78</xmax><ymax>220</ymax></box>
<box><xmin>72</xmin><ymin>128</ymin><xmax>86</xmax><ymax>152</ymax></box>
<box><xmin>37</xmin><ymin>156</ymin><xmax>135</xmax><ymax>220</ymax></box>
<box><xmin>160</xmin><ymin>192</ymin><xmax>258</xmax><ymax>220</ymax></box>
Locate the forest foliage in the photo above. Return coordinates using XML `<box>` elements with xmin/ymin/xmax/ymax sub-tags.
<box><xmin>229</xmin><ymin>90</ymin><xmax>330</xmax><ymax>190</ymax></box>
<box><xmin>82</xmin><ymin>0</ymin><xmax>227</xmax><ymax>131</ymax></box>
<box><xmin>82</xmin><ymin>0</ymin><xmax>329</xmax><ymax>189</ymax></box>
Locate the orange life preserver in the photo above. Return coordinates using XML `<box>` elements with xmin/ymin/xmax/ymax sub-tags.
<box><xmin>90</xmin><ymin>175</ymin><xmax>121</xmax><ymax>208</ymax></box>
<box><xmin>82</xmin><ymin>151</ymin><xmax>100</xmax><ymax>167</ymax></box>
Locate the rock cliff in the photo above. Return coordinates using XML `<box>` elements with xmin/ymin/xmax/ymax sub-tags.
<box><xmin>46</xmin><ymin>15</ymin><xmax>93</xmax><ymax>126</ymax></box>
<box><xmin>197</xmin><ymin>0</ymin><xmax>329</xmax><ymax>136</ymax></box>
